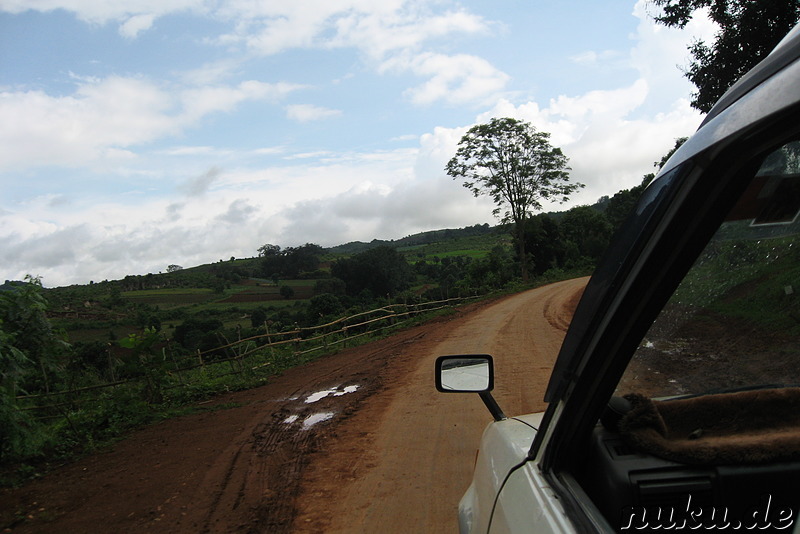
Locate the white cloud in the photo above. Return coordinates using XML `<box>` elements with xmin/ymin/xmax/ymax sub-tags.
<box><xmin>570</xmin><ymin>49</ymin><xmax>623</xmax><ymax>66</ymax></box>
<box><xmin>160</xmin><ymin>145</ymin><xmax>221</xmax><ymax>156</ymax></box>
<box><xmin>0</xmin><ymin>77</ymin><xmax>301</xmax><ymax>171</ymax></box>
<box><xmin>3</xmin><ymin>1</ymin><xmax>498</xmax><ymax>109</ymax></box>
<box><xmin>384</xmin><ymin>52</ymin><xmax>509</xmax><ymax>106</ymax></box>
<box><xmin>179</xmin><ymin>59</ymin><xmax>244</xmax><ymax>86</ymax></box>
<box><xmin>547</xmin><ymin>80</ymin><xmax>649</xmax><ymax>124</ymax></box>
<box><xmin>181</xmin><ymin>80</ymin><xmax>303</xmax><ymax>121</ymax></box>
<box><xmin>119</xmin><ymin>13</ymin><xmax>155</xmax><ymax>38</ymax></box>
<box><xmin>4</xmin><ymin>0</ymin><xmax>205</xmax><ymax>29</ymax></box>
<box><xmin>0</xmin><ymin>78</ymin><xmax>168</xmax><ymax>170</ymax></box>
<box><xmin>286</xmin><ymin>104</ymin><xmax>342</xmax><ymax>122</ymax></box>
<box><xmin>328</xmin><ymin>6</ymin><xmax>490</xmax><ymax>60</ymax></box>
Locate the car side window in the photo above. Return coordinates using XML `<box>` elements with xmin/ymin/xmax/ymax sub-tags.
<box><xmin>617</xmin><ymin>140</ymin><xmax>800</xmax><ymax>398</ymax></box>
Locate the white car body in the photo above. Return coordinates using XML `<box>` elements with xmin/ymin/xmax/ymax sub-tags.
<box><xmin>458</xmin><ymin>413</ymin><xmax>577</xmax><ymax>534</ymax></box>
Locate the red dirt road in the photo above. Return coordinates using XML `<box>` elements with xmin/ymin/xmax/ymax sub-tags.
<box><xmin>1</xmin><ymin>278</ymin><xmax>587</xmax><ymax>533</ymax></box>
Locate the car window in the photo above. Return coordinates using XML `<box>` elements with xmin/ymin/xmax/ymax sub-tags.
<box><xmin>617</xmin><ymin>140</ymin><xmax>800</xmax><ymax>398</ymax></box>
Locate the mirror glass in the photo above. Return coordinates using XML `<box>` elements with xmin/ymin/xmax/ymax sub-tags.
<box><xmin>438</xmin><ymin>356</ymin><xmax>492</xmax><ymax>392</ymax></box>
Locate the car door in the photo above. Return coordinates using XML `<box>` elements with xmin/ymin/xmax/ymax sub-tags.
<box><xmin>534</xmin><ymin>58</ymin><xmax>800</xmax><ymax>533</ymax></box>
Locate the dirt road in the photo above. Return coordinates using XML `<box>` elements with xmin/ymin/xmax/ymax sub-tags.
<box><xmin>0</xmin><ymin>278</ymin><xmax>586</xmax><ymax>534</ymax></box>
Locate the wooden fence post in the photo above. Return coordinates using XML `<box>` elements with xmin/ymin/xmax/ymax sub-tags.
<box><xmin>167</xmin><ymin>346</ymin><xmax>184</xmax><ymax>385</ymax></box>
<box><xmin>265</xmin><ymin>322</ymin><xmax>275</xmax><ymax>359</ymax></box>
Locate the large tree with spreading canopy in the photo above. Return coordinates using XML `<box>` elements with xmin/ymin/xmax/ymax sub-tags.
<box><xmin>445</xmin><ymin>117</ymin><xmax>582</xmax><ymax>281</ymax></box>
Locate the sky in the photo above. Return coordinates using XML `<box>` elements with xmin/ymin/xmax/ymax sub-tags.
<box><xmin>0</xmin><ymin>0</ymin><xmax>717</xmax><ymax>288</ymax></box>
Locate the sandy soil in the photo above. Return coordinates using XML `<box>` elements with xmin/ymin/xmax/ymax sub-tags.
<box><xmin>0</xmin><ymin>278</ymin><xmax>587</xmax><ymax>534</ymax></box>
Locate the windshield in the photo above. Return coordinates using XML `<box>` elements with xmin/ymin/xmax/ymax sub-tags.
<box><xmin>617</xmin><ymin>140</ymin><xmax>800</xmax><ymax>398</ymax></box>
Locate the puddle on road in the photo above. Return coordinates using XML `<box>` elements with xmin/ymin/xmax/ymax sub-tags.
<box><xmin>280</xmin><ymin>385</ymin><xmax>360</xmax><ymax>430</ymax></box>
<box><xmin>302</xmin><ymin>412</ymin><xmax>335</xmax><ymax>429</ymax></box>
<box><xmin>304</xmin><ymin>384</ymin><xmax>360</xmax><ymax>404</ymax></box>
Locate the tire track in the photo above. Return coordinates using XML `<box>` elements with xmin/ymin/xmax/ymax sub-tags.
<box><xmin>543</xmin><ymin>281</ymin><xmax>586</xmax><ymax>332</ymax></box>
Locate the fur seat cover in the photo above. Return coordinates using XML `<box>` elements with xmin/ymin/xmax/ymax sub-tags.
<box><xmin>618</xmin><ymin>387</ymin><xmax>800</xmax><ymax>465</ymax></box>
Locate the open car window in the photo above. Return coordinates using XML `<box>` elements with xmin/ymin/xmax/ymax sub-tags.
<box><xmin>617</xmin><ymin>140</ymin><xmax>800</xmax><ymax>399</ymax></box>
<box><xmin>574</xmin><ymin>141</ymin><xmax>800</xmax><ymax>531</ymax></box>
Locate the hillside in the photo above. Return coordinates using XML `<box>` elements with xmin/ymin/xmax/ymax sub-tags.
<box><xmin>35</xmin><ymin>223</ymin><xmax>513</xmax><ymax>346</ymax></box>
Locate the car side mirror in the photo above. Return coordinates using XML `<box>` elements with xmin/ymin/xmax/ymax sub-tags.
<box><xmin>435</xmin><ymin>354</ymin><xmax>494</xmax><ymax>392</ymax></box>
<box><xmin>435</xmin><ymin>355</ymin><xmax>505</xmax><ymax>421</ymax></box>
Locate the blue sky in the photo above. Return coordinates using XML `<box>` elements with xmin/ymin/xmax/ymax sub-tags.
<box><xmin>0</xmin><ymin>0</ymin><xmax>716</xmax><ymax>287</ymax></box>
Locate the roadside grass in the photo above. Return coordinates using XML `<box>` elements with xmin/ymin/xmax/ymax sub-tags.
<box><xmin>673</xmin><ymin>233</ymin><xmax>800</xmax><ymax>335</ymax></box>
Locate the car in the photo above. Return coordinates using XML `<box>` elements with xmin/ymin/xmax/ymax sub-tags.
<box><xmin>436</xmin><ymin>22</ymin><xmax>800</xmax><ymax>533</ymax></box>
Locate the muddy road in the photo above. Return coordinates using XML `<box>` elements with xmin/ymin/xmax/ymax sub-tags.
<box><xmin>1</xmin><ymin>278</ymin><xmax>587</xmax><ymax>533</ymax></box>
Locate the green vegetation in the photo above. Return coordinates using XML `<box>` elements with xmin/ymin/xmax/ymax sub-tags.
<box><xmin>673</xmin><ymin>228</ymin><xmax>800</xmax><ymax>335</ymax></box>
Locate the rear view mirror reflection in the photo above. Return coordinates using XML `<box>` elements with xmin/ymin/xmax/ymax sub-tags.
<box><xmin>435</xmin><ymin>355</ymin><xmax>494</xmax><ymax>393</ymax></box>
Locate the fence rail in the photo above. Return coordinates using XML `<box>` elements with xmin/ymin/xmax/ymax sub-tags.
<box><xmin>16</xmin><ymin>296</ymin><xmax>476</xmax><ymax>412</ymax></box>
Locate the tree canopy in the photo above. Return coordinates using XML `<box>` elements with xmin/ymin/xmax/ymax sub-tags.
<box><xmin>445</xmin><ymin>117</ymin><xmax>582</xmax><ymax>280</ymax></box>
<box><xmin>331</xmin><ymin>246</ymin><xmax>413</xmax><ymax>298</ymax></box>
<box><xmin>650</xmin><ymin>0</ymin><xmax>800</xmax><ymax>112</ymax></box>
<box><xmin>260</xmin><ymin>243</ymin><xmax>324</xmax><ymax>279</ymax></box>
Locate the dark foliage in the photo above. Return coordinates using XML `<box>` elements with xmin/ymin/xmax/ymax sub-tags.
<box><xmin>651</xmin><ymin>0</ymin><xmax>800</xmax><ymax>112</ymax></box>
<box><xmin>313</xmin><ymin>277</ymin><xmax>346</xmax><ymax>296</ymax></box>
<box><xmin>173</xmin><ymin>316</ymin><xmax>224</xmax><ymax>353</ymax></box>
<box><xmin>261</xmin><ymin>243</ymin><xmax>324</xmax><ymax>279</ymax></box>
<box><xmin>520</xmin><ymin>214</ymin><xmax>566</xmax><ymax>276</ymax></box>
<box><xmin>308</xmin><ymin>293</ymin><xmax>345</xmax><ymax>320</ymax></box>
<box><xmin>331</xmin><ymin>246</ymin><xmax>414</xmax><ymax>298</ymax></box>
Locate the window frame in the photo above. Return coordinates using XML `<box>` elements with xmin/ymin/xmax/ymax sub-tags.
<box><xmin>536</xmin><ymin>110</ymin><xmax>800</xmax><ymax>532</ymax></box>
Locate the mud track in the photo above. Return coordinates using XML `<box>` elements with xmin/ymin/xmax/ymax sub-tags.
<box><xmin>1</xmin><ymin>278</ymin><xmax>587</xmax><ymax>533</ymax></box>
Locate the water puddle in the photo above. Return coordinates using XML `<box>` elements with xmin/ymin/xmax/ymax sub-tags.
<box><xmin>282</xmin><ymin>414</ymin><xmax>299</xmax><ymax>424</ymax></box>
<box><xmin>304</xmin><ymin>384</ymin><xmax>360</xmax><ymax>404</ymax></box>
<box><xmin>302</xmin><ymin>412</ymin><xmax>335</xmax><ymax>429</ymax></box>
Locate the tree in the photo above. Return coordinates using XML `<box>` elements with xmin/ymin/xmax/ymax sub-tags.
<box><xmin>280</xmin><ymin>285</ymin><xmax>295</xmax><ymax>299</ymax></box>
<box><xmin>560</xmin><ymin>206</ymin><xmax>613</xmax><ymax>263</ymax></box>
<box><xmin>650</xmin><ymin>0</ymin><xmax>800</xmax><ymax>112</ymax></box>
<box><xmin>308</xmin><ymin>293</ymin><xmax>344</xmax><ymax>320</ymax></box>
<box><xmin>522</xmin><ymin>214</ymin><xmax>565</xmax><ymax>276</ymax></box>
<box><xmin>258</xmin><ymin>244</ymin><xmax>281</xmax><ymax>257</ymax></box>
<box><xmin>173</xmin><ymin>316</ymin><xmax>223</xmax><ymax>353</ymax></box>
<box><xmin>331</xmin><ymin>246</ymin><xmax>413</xmax><ymax>297</ymax></box>
<box><xmin>250</xmin><ymin>307</ymin><xmax>268</xmax><ymax>328</ymax></box>
<box><xmin>260</xmin><ymin>243</ymin><xmax>323</xmax><ymax>279</ymax></box>
<box><xmin>446</xmin><ymin>117</ymin><xmax>582</xmax><ymax>281</ymax></box>
<box><xmin>0</xmin><ymin>276</ymin><xmax>67</xmax><ymax>394</ymax></box>
<box><xmin>313</xmin><ymin>277</ymin><xmax>346</xmax><ymax>296</ymax></box>
<box><xmin>0</xmin><ymin>276</ymin><xmax>68</xmax><ymax>461</ymax></box>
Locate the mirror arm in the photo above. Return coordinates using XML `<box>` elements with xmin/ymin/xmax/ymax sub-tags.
<box><xmin>479</xmin><ymin>391</ymin><xmax>506</xmax><ymax>421</ymax></box>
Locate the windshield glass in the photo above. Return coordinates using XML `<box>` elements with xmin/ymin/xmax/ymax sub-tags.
<box><xmin>617</xmin><ymin>140</ymin><xmax>800</xmax><ymax>398</ymax></box>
